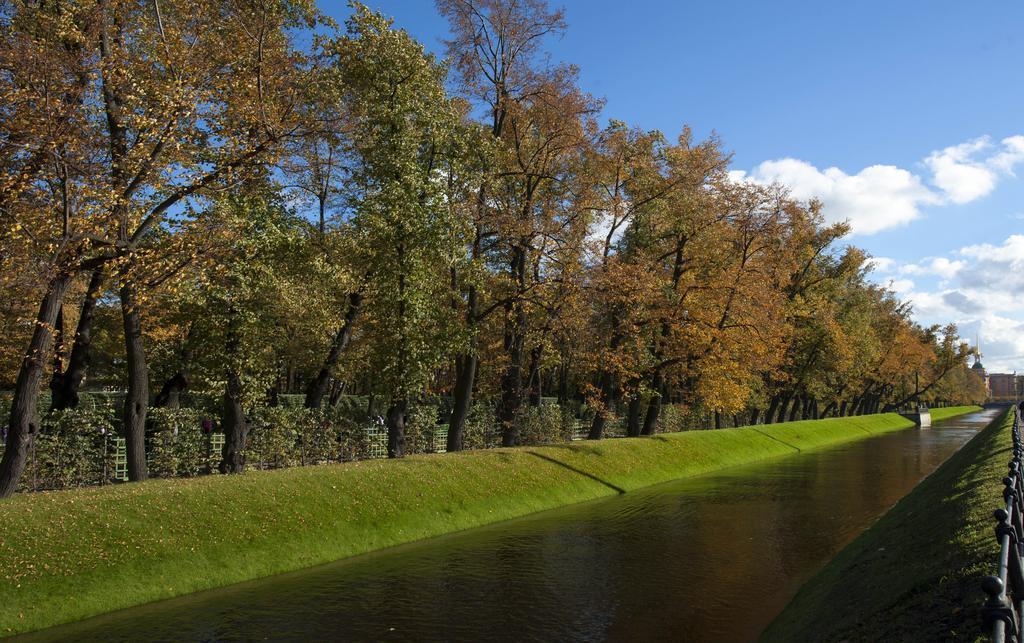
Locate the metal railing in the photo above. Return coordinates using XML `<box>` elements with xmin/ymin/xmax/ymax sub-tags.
<box><xmin>983</xmin><ymin>403</ymin><xmax>1024</xmax><ymax>642</ymax></box>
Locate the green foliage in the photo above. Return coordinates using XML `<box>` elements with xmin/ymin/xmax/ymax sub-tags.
<box><xmin>147</xmin><ymin>409</ymin><xmax>220</xmax><ymax>478</ymax></box>
<box><xmin>332</xmin><ymin>395</ymin><xmax>372</xmax><ymax>422</ymax></box>
<box><xmin>462</xmin><ymin>401</ymin><xmax>501</xmax><ymax>450</ymax></box>
<box><xmin>328</xmin><ymin>5</ymin><xmax>477</xmax><ymax>405</ymax></box>
<box><xmin>657</xmin><ymin>404</ymin><xmax>690</xmax><ymax>434</ymax></box>
<box><xmin>247</xmin><ymin>407</ymin><xmax>303</xmax><ymax>469</ymax></box>
<box><xmin>75</xmin><ymin>391</ymin><xmax>126</xmax><ymax>412</ymax></box>
<box><xmin>17</xmin><ymin>408</ymin><xmax>116</xmax><ymax>491</ymax></box>
<box><xmin>299</xmin><ymin>408</ymin><xmax>372</xmax><ymax>464</ymax></box>
<box><xmin>560</xmin><ymin>405</ymin><xmax>581</xmax><ymax>441</ymax></box>
<box><xmin>404</xmin><ymin>404</ymin><xmax>443</xmax><ymax>454</ymax></box>
<box><xmin>296</xmin><ymin>412</ymin><xmax>337</xmax><ymax>465</ymax></box>
<box><xmin>246</xmin><ymin>407</ymin><xmax>372</xmax><ymax>469</ymax></box>
<box><xmin>516</xmin><ymin>402</ymin><xmax>571</xmax><ymax>446</ymax></box>
<box><xmin>180</xmin><ymin>392</ymin><xmax>223</xmax><ymax>417</ymax></box>
<box><xmin>276</xmin><ymin>395</ymin><xmax>307</xmax><ymax>408</ymax></box>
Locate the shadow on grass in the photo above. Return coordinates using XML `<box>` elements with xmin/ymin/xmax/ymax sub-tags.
<box><xmin>539</xmin><ymin>443</ymin><xmax>607</xmax><ymax>456</ymax></box>
<box><xmin>749</xmin><ymin>427</ymin><xmax>802</xmax><ymax>452</ymax></box>
<box><xmin>525</xmin><ymin>451</ymin><xmax>626</xmax><ymax>494</ymax></box>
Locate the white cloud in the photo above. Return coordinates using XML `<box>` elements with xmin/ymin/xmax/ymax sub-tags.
<box><xmin>924</xmin><ymin>137</ymin><xmax>997</xmax><ymax>204</ymax></box>
<box><xmin>924</xmin><ymin>136</ymin><xmax>1024</xmax><ymax>204</ymax></box>
<box><xmin>873</xmin><ymin>235</ymin><xmax>1024</xmax><ymax>373</ymax></box>
<box><xmin>732</xmin><ymin>160</ymin><xmax>938</xmax><ymax>235</ymax></box>
<box><xmin>886</xmin><ymin>278</ymin><xmax>916</xmax><ymax>294</ymax></box>
<box><xmin>899</xmin><ymin>257</ymin><xmax>965</xmax><ymax>280</ymax></box>
<box><xmin>866</xmin><ymin>256</ymin><xmax>897</xmax><ymax>273</ymax></box>
<box><xmin>960</xmin><ymin>234</ymin><xmax>1024</xmax><ymax>264</ymax></box>
<box><xmin>989</xmin><ymin>135</ymin><xmax>1024</xmax><ymax>174</ymax></box>
<box><xmin>735</xmin><ymin>134</ymin><xmax>1024</xmax><ymax>236</ymax></box>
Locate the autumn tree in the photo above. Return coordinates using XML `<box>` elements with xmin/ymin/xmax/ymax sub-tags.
<box><xmin>438</xmin><ymin>0</ymin><xmax>593</xmax><ymax>449</ymax></box>
<box><xmin>0</xmin><ymin>0</ymin><xmax>325</xmax><ymax>495</ymax></box>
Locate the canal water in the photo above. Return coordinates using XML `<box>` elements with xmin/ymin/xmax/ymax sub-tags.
<box><xmin>28</xmin><ymin>409</ymin><xmax>998</xmax><ymax>642</ymax></box>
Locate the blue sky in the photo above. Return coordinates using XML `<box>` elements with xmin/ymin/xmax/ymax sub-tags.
<box><xmin>326</xmin><ymin>1</ymin><xmax>1024</xmax><ymax>372</ymax></box>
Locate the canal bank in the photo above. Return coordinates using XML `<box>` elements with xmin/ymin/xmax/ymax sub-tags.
<box><xmin>0</xmin><ymin>407</ymin><xmax>980</xmax><ymax>636</ymax></box>
<box><xmin>763</xmin><ymin>407</ymin><xmax>1009</xmax><ymax>641</ymax></box>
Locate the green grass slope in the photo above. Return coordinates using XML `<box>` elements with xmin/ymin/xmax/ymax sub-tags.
<box><xmin>930</xmin><ymin>406</ymin><xmax>984</xmax><ymax>422</ymax></box>
<box><xmin>763</xmin><ymin>407</ymin><xmax>1006</xmax><ymax>642</ymax></box>
<box><xmin>0</xmin><ymin>407</ymin><xmax>980</xmax><ymax>636</ymax></box>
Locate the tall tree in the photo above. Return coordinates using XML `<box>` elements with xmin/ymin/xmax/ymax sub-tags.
<box><xmin>438</xmin><ymin>0</ymin><xmax>584</xmax><ymax>449</ymax></box>
<box><xmin>330</xmin><ymin>4</ymin><xmax>475</xmax><ymax>457</ymax></box>
<box><xmin>0</xmin><ymin>0</ymin><xmax>325</xmax><ymax>496</ymax></box>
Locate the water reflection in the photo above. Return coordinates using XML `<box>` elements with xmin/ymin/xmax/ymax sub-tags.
<box><xmin>26</xmin><ymin>410</ymin><xmax>997</xmax><ymax>642</ymax></box>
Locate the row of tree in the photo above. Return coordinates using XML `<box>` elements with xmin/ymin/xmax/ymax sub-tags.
<box><xmin>0</xmin><ymin>0</ymin><xmax>984</xmax><ymax>498</ymax></box>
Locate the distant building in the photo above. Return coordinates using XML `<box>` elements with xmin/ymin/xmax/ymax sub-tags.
<box><xmin>989</xmin><ymin>372</ymin><xmax>1019</xmax><ymax>402</ymax></box>
<box><xmin>969</xmin><ymin>341</ymin><xmax>1021</xmax><ymax>402</ymax></box>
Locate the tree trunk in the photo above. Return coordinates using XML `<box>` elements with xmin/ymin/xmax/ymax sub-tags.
<box><xmin>774</xmin><ymin>395</ymin><xmax>792</xmax><ymax>424</ymax></box>
<box><xmin>305</xmin><ymin>290</ymin><xmax>362</xmax><ymax>408</ymax></box>
<box><xmin>588</xmin><ymin>328</ymin><xmax>623</xmax><ymax>441</ymax></box>
<box><xmin>714</xmin><ymin>411</ymin><xmax>722</xmax><ymax>430</ymax></box>
<box><xmin>526</xmin><ymin>345</ymin><xmax>543</xmax><ymax>407</ymax></box>
<box><xmin>328</xmin><ymin>379</ymin><xmax>345</xmax><ymax>407</ymax></box>
<box><xmin>499</xmin><ymin>242</ymin><xmax>528</xmax><ymax>447</ymax></box>
<box><xmin>588</xmin><ymin>413</ymin><xmax>607</xmax><ymax>441</ymax></box>
<box><xmin>47</xmin><ymin>305</ymin><xmax>66</xmax><ymax>407</ymax></box>
<box><xmin>557</xmin><ymin>363</ymin><xmax>569</xmax><ymax>404</ymax></box>
<box><xmin>52</xmin><ymin>266</ymin><xmax>105</xmax><ymax>410</ymax></box>
<box><xmin>219</xmin><ymin>370</ymin><xmax>246</xmax><ymax>474</ymax></box>
<box><xmin>626</xmin><ymin>395</ymin><xmax>643</xmax><ymax>437</ymax></box>
<box><xmin>0</xmin><ymin>274</ymin><xmax>73</xmax><ymax>498</ymax></box>
<box><xmin>120</xmin><ymin>284</ymin><xmax>148</xmax><ymax>482</ymax></box>
<box><xmin>219</xmin><ymin>308</ymin><xmax>247</xmax><ymax>474</ymax></box>
<box><xmin>764</xmin><ymin>395</ymin><xmax>781</xmax><ymax>425</ymax></box>
<box><xmin>587</xmin><ymin>370</ymin><xmax>617</xmax><ymax>440</ymax></box>
<box><xmin>821</xmin><ymin>400</ymin><xmax>837</xmax><ymax>418</ymax></box>
<box><xmin>499</xmin><ymin>350</ymin><xmax>524</xmax><ymax>447</ymax></box>
<box><xmin>447</xmin><ymin>353</ymin><xmax>477</xmax><ymax>452</ymax></box>
<box><xmin>788</xmin><ymin>395</ymin><xmax>802</xmax><ymax>422</ymax></box>
<box><xmin>641</xmin><ymin>372</ymin><xmax>665</xmax><ymax>436</ymax></box>
<box><xmin>448</xmin><ymin>221</ymin><xmax>484</xmax><ymax>451</ymax></box>
<box><xmin>386</xmin><ymin>399</ymin><xmax>407</xmax><ymax>459</ymax></box>
<box><xmin>850</xmin><ymin>395</ymin><xmax>863</xmax><ymax>416</ymax></box>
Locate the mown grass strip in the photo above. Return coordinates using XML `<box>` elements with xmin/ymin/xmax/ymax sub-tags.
<box><xmin>763</xmin><ymin>406</ymin><xmax>1006</xmax><ymax>642</ymax></box>
<box><xmin>0</xmin><ymin>407</ymin><xmax>980</xmax><ymax>636</ymax></box>
<box><xmin>931</xmin><ymin>406</ymin><xmax>985</xmax><ymax>422</ymax></box>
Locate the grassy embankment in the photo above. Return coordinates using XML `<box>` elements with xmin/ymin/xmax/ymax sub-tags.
<box><xmin>930</xmin><ymin>406</ymin><xmax>985</xmax><ymax>422</ymax></box>
<box><xmin>763</xmin><ymin>406</ymin><xmax>1007</xmax><ymax>642</ymax></box>
<box><xmin>0</xmin><ymin>406</ymin><xmax>981</xmax><ymax>635</ymax></box>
